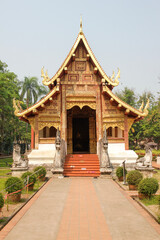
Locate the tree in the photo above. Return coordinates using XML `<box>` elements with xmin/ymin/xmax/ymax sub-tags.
<box><xmin>115</xmin><ymin>87</ymin><xmax>137</xmax><ymax>107</ymax></box>
<box><xmin>0</xmin><ymin>61</ymin><xmax>20</xmax><ymax>153</ymax></box>
<box><xmin>142</xmin><ymin>106</ymin><xmax>160</xmax><ymax>149</ymax></box>
<box><xmin>137</xmin><ymin>91</ymin><xmax>155</xmax><ymax>109</ymax></box>
<box><xmin>19</xmin><ymin>77</ymin><xmax>48</xmax><ymax>108</ymax></box>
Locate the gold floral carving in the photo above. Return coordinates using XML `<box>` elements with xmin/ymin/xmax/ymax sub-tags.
<box><xmin>28</xmin><ymin>118</ymin><xmax>35</xmax><ymax>130</ymax></box>
<box><xmin>66</xmin><ymin>96</ymin><xmax>96</xmax><ymax>110</ymax></box>
<box><xmin>102</xmin><ymin>85</ymin><xmax>149</xmax><ymax>117</ymax></box>
<box><xmin>66</xmin><ymin>102</ymin><xmax>96</xmax><ymax>110</ymax></box>
<box><xmin>38</xmin><ymin>122</ymin><xmax>60</xmax><ymax>131</ymax></box>
<box><xmin>14</xmin><ymin>86</ymin><xmax>58</xmax><ymax>117</ymax></box>
<box><xmin>127</xmin><ymin>118</ymin><xmax>135</xmax><ymax>131</ymax></box>
<box><xmin>41</xmin><ymin>30</ymin><xmax>119</xmax><ymax>87</ymax></box>
<box><xmin>103</xmin><ymin>122</ymin><xmax>124</xmax><ymax>130</ymax></box>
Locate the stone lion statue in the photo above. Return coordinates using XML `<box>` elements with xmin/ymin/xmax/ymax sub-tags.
<box><xmin>12</xmin><ymin>144</ymin><xmax>28</xmax><ymax>168</ymax></box>
<box><xmin>136</xmin><ymin>145</ymin><xmax>152</xmax><ymax>168</ymax></box>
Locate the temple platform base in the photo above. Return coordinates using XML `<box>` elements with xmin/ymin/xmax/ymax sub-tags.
<box><xmin>51</xmin><ymin>167</ymin><xmax>63</xmax><ymax>175</ymax></box>
<box><xmin>100</xmin><ymin>167</ymin><xmax>112</xmax><ymax>175</ymax></box>
<box><xmin>108</xmin><ymin>143</ymin><xmax>138</xmax><ymax>169</ymax></box>
<box><xmin>28</xmin><ymin>144</ymin><xmax>55</xmax><ymax>170</ymax></box>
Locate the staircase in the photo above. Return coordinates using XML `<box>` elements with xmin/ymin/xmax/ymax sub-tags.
<box><xmin>63</xmin><ymin>154</ymin><xmax>100</xmax><ymax>177</ymax></box>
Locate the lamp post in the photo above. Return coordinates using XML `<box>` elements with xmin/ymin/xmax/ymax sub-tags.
<box><xmin>123</xmin><ymin>160</ymin><xmax>127</xmax><ymax>185</ymax></box>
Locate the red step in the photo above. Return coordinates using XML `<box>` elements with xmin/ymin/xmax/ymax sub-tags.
<box><xmin>63</xmin><ymin>154</ymin><xmax>100</xmax><ymax>177</ymax></box>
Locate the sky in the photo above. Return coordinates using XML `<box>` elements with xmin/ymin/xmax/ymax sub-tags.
<box><xmin>0</xmin><ymin>0</ymin><xmax>160</xmax><ymax>98</ymax></box>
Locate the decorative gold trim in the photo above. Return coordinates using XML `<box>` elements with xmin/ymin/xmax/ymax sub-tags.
<box><xmin>127</xmin><ymin>118</ymin><xmax>135</xmax><ymax>131</ymax></box>
<box><xmin>80</xmin><ymin>16</ymin><xmax>83</xmax><ymax>34</ymax></box>
<box><xmin>139</xmin><ymin>101</ymin><xmax>144</xmax><ymax>112</ymax></box>
<box><xmin>103</xmin><ymin>122</ymin><xmax>124</xmax><ymax>130</ymax></box>
<box><xmin>66</xmin><ymin>102</ymin><xmax>96</xmax><ymax>110</ymax></box>
<box><xmin>38</xmin><ymin>122</ymin><xmax>60</xmax><ymax>131</ymax></box>
<box><xmin>13</xmin><ymin>98</ymin><xmax>20</xmax><ymax>115</ymax></box>
<box><xmin>42</xmin><ymin>32</ymin><xmax>119</xmax><ymax>87</ymax></box>
<box><xmin>102</xmin><ymin>85</ymin><xmax>149</xmax><ymax>117</ymax></box>
<box><xmin>66</xmin><ymin>95</ymin><xmax>96</xmax><ymax>110</ymax></box>
<box><xmin>41</xmin><ymin>67</ymin><xmax>50</xmax><ymax>84</ymax></box>
<box><xmin>14</xmin><ymin>85</ymin><xmax>59</xmax><ymax>117</ymax></box>
<box><xmin>28</xmin><ymin>117</ymin><xmax>35</xmax><ymax>130</ymax></box>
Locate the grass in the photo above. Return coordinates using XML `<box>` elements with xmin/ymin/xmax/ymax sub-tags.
<box><xmin>0</xmin><ymin>178</ymin><xmax>8</xmax><ymax>192</ymax></box>
<box><xmin>153</xmin><ymin>170</ymin><xmax>160</xmax><ymax>182</ymax></box>
<box><xmin>135</xmin><ymin>149</ymin><xmax>160</xmax><ymax>156</ymax></box>
<box><xmin>0</xmin><ymin>169</ymin><xmax>11</xmax><ymax>177</ymax></box>
<box><xmin>141</xmin><ymin>195</ymin><xmax>160</xmax><ymax>206</ymax></box>
<box><xmin>0</xmin><ymin>158</ymin><xmax>13</xmax><ymax>168</ymax></box>
<box><xmin>0</xmin><ymin>217</ymin><xmax>9</xmax><ymax>224</ymax></box>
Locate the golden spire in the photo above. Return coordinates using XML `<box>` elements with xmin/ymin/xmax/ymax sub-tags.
<box><xmin>80</xmin><ymin>15</ymin><xmax>83</xmax><ymax>34</ymax></box>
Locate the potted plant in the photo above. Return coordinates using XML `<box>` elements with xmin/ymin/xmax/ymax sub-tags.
<box><xmin>126</xmin><ymin>170</ymin><xmax>143</xmax><ymax>190</ymax></box>
<box><xmin>5</xmin><ymin>177</ymin><xmax>23</xmax><ymax>202</ymax></box>
<box><xmin>34</xmin><ymin>166</ymin><xmax>46</xmax><ymax>181</ymax></box>
<box><xmin>21</xmin><ymin>172</ymin><xmax>36</xmax><ymax>191</ymax></box>
<box><xmin>138</xmin><ymin>177</ymin><xmax>159</xmax><ymax>199</ymax></box>
<box><xmin>116</xmin><ymin>167</ymin><xmax>127</xmax><ymax>181</ymax></box>
<box><xmin>0</xmin><ymin>193</ymin><xmax>4</xmax><ymax>211</ymax></box>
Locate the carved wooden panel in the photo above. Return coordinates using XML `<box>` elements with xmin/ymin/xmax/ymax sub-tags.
<box><xmin>68</xmin><ymin>74</ymin><xmax>79</xmax><ymax>81</ymax></box>
<box><xmin>83</xmin><ymin>74</ymin><xmax>92</xmax><ymax>81</ymax></box>
<box><xmin>76</xmin><ymin>85</ymin><xmax>85</xmax><ymax>91</ymax></box>
<box><xmin>66</xmin><ymin>85</ymin><xmax>74</xmax><ymax>91</ymax></box>
<box><xmin>75</xmin><ymin>61</ymin><xmax>86</xmax><ymax>71</ymax></box>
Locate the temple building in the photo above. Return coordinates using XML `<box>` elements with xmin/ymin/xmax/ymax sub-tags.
<box><xmin>13</xmin><ymin>20</ymin><xmax>149</xmax><ymax>176</ymax></box>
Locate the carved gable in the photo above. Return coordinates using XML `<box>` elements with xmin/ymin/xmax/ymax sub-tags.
<box><xmin>61</xmin><ymin>41</ymin><xmax>101</xmax><ymax>88</ymax></box>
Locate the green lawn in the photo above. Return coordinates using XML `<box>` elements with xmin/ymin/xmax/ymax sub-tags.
<box><xmin>153</xmin><ymin>170</ymin><xmax>160</xmax><ymax>182</ymax></box>
<box><xmin>0</xmin><ymin>169</ymin><xmax>11</xmax><ymax>176</ymax></box>
<box><xmin>0</xmin><ymin>178</ymin><xmax>8</xmax><ymax>192</ymax></box>
<box><xmin>0</xmin><ymin>158</ymin><xmax>13</xmax><ymax>167</ymax></box>
<box><xmin>141</xmin><ymin>195</ymin><xmax>160</xmax><ymax>206</ymax></box>
<box><xmin>135</xmin><ymin>149</ymin><xmax>160</xmax><ymax>155</ymax></box>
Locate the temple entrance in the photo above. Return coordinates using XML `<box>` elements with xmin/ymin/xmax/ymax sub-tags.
<box><xmin>67</xmin><ymin>106</ymin><xmax>97</xmax><ymax>154</ymax></box>
<box><xmin>73</xmin><ymin>118</ymin><xmax>89</xmax><ymax>153</ymax></box>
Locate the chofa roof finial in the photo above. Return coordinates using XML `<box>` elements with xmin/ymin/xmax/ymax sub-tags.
<box><xmin>80</xmin><ymin>15</ymin><xmax>83</xmax><ymax>34</ymax></box>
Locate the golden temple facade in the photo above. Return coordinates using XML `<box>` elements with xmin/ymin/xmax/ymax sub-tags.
<box><xmin>13</xmin><ymin>20</ymin><xmax>149</xmax><ymax>172</ymax></box>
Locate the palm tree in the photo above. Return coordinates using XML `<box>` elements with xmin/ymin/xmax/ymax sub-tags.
<box><xmin>20</xmin><ymin>77</ymin><xmax>48</xmax><ymax>108</ymax></box>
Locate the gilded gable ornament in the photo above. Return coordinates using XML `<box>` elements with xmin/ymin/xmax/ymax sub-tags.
<box><xmin>41</xmin><ymin>67</ymin><xmax>50</xmax><ymax>84</ymax></box>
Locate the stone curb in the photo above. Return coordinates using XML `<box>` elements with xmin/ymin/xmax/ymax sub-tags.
<box><xmin>0</xmin><ymin>178</ymin><xmax>49</xmax><ymax>231</ymax></box>
<box><xmin>115</xmin><ymin>179</ymin><xmax>160</xmax><ymax>225</ymax></box>
<box><xmin>133</xmin><ymin>197</ymin><xmax>160</xmax><ymax>225</ymax></box>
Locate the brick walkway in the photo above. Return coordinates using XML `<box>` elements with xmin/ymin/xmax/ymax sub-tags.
<box><xmin>152</xmin><ymin>161</ymin><xmax>160</xmax><ymax>169</ymax></box>
<box><xmin>56</xmin><ymin>178</ymin><xmax>111</xmax><ymax>240</ymax></box>
<box><xmin>0</xmin><ymin>178</ymin><xmax>160</xmax><ymax>240</ymax></box>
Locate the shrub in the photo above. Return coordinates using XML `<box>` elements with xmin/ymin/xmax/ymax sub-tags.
<box><xmin>21</xmin><ymin>172</ymin><xmax>36</xmax><ymax>186</ymax></box>
<box><xmin>34</xmin><ymin>166</ymin><xmax>46</xmax><ymax>179</ymax></box>
<box><xmin>5</xmin><ymin>177</ymin><xmax>23</xmax><ymax>195</ymax></box>
<box><xmin>127</xmin><ymin>170</ymin><xmax>143</xmax><ymax>186</ymax></box>
<box><xmin>138</xmin><ymin>178</ymin><xmax>159</xmax><ymax>198</ymax></box>
<box><xmin>116</xmin><ymin>167</ymin><xmax>127</xmax><ymax>178</ymax></box>
<box><xmin>0</xmin><ymin>193</ymin><xmax>4</xmax><ymax>209</ymax></box>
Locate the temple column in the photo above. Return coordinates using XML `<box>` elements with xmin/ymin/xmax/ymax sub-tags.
<box><xmin>124</xmin><ymin>115</ymin><xmax>129</xmax><ymax>150</ymax></box>
<box><xmin>61</xmin><ymin>85</ymin><xmax>67</xmax><ymax>142</ymax></box>
<box><xmin>31</xmin><ymin>127</ymin><xmax>35</xmax><ymax>149</ymax></box>
<box><xmin>96</xmin><ymin>88</ymin><xmax>102</xmax><ymax>141</ymax></box>
<box><xmin>67</xmin><ymin>116</ymin><xmax>72</xmax><ymax>154</ymax></box>
<box><xmin>96</xmin><ymin>87</ymin><xmax>102</xmax><ymax>157</ymax></box>
<box><xmin>34</xmin><ymin>115</ymin><xmax>39</xmax><ymax>150</ymax></box>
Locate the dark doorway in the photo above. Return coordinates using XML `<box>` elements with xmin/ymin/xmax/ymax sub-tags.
<box><xmin>73</xmin><ymin>118</ymin><xmax>89</xmax><ymax>153</ymax></box>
